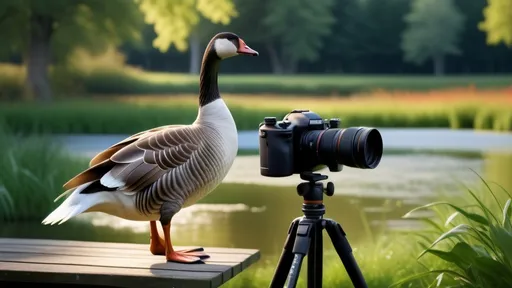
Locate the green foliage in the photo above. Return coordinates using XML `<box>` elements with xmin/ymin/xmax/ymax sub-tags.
<box><xmin>0</xmin><ymin>0</ymin><xmax>144</xmax><ymax>63</ymax></box>
<box><xmin>224</xmin><ymin>0</ymin><xmax>336</xmax><ymax>73</ymax></box>
<box><xmin>393</xmin><ymin>176</ymin><xmax>512</xmax><ymax>287</ymax></box>
<box><xmin>136</xmin><ymin>0</ymin><xmax>237</xmax><ymax>52</ymax></box>
<box><xmin>331</xmin><ymin>0</ymin><xmax>409</xmax><ymax>60</ymax></box>
<box><xmin>401</xmin><ymin>0</ymin><xmax>465</xmax><ymax>65</ymax></box>
<box><xmin>263</xmin><ymin>0</ymin><xmax>335</xmax><ymax>64</ymax></box>
<box><xmin>479</xmin><ymin>0</ymin><xmax>512</xmax><ymax>47</ymax></box>
<box><xmin>0</xmin><ymin>127</ymin><xmax>88</xmax><ymax>222</ymax></box>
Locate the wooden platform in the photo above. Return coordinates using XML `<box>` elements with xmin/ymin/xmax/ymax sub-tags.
<box><xmin>0</xmin><ymin>237</ymin><xmax>260</xmax><ymax>288</ymax></box>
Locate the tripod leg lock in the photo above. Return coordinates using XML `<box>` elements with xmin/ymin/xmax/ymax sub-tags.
<box><xmin>291</xmin><ymin>221</ymin><xmax>315</xmax><ymax>255</ymax></box>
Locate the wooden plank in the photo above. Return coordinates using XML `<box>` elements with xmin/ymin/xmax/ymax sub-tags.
<box><xmin>0</xmin><ymin>243</ymin><xmax>251</xmax><ymax>261</ymax></box>
<box><xmin>0</xmin><ymin>252</ymin><xmax>235</xmax><ymax>282</ymax></box>
<box><xmin>0</xmin><ymin>243</ymin><xmax>256</xmax><ymax>279</ymax></box>
<box><xmin>0</xmin><ymin>238</ymin><xmax>260</xmax><ymax>288</ymax></box>
<box><xmin>0</xmin><ymin>262</ymin><xmax>219</xmax><ymax>288</ymax></box>
<box><xmin>0</xmin><ymin>238</ymin><xmax>257</xmax><ymax>254</ymax></box>
<box><xmin>0</xmin><ymin>244</ymin><xmax>245</xmax><ymax>279</ymax></box>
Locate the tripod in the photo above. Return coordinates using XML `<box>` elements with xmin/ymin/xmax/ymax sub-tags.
<box><xmin>269</xmin><ymin>172</ymin><xmax>368</xmax><ymax>288</ymax></box>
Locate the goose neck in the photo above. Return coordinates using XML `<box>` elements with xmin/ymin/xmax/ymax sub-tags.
<box><xmin>199</xmin><ymin>50</ymin><xmax>221</xmax><ymax>107</ymax></box>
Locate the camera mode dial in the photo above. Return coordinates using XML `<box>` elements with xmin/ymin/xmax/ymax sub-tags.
<box><xmin>264</xmin><ymin>117</ymin><xmax>277</xmax><ymax>126</ymax></box>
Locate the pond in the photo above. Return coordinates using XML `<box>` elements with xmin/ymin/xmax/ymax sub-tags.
<box><xmin>2</xmin><ymin>148</ymin><xmax>511</xmax><ymax>267</ymax></box>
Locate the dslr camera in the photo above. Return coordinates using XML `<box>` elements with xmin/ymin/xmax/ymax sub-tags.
<box><xmin>259</xmin><ymin>109</ymin><xmax>383</xmax><ymax>177</ymax></box>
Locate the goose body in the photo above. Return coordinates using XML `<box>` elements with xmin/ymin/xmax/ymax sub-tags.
<box><xmin>42</xmin><ymin>32</ymin><xmax>259</xmax><ymax>263</ymax></box>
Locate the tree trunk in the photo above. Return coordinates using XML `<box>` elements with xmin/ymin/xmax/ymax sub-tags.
<box><xmin>433</xmin><ymin>54</ymin><xmax>445</xmax><ymax>76</ymax></box>
<box><xmin>25</xmin><ymin>14</ymin><xmax>53</xmax><ymax>102</ymax></box>
<box><xmin>189</xmin><ymin>32</ymin><xmax>201</xmax><ymax>75</ymax></box>
<box><xmin>265</xmin><ymin>44</ymin><xmax>283</xmax><ymax>74</ymax></box>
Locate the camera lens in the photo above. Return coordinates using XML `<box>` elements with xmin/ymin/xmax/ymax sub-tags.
<box><xmin>352</xmin><ymin>127</ymin><xmax>383</xmax><ymax>169</ymax></box>
<box><xmin>301</xmin><ymin>127</ymin><xmax>383</xmax><ymax>169</ymax></box>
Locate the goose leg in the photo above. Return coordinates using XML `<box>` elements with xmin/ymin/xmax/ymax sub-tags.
<box><xmin>161</xmin><ymin>220</ymin><xmax>209</xmax><ymax>263</ymax></box>
<box><xmin>149</xmin><ymin>220</ymin><xmax>208</xmax><ymax>259</ymax></box>
<box><xmin>149</xmin><ymin>220</ymin><xmax>165</xmax><ymax>255</ymax></box>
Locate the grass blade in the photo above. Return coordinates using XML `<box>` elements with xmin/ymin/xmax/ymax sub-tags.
<box><xmin>389</xmin><ymin>269</ymin><xmax>470</xmax><ymax>288</ymax></box>
<box><xmin>470</xmin><ymin>168</ymin><xmax>504</xmax><ymax>211</ymax></box>
<box><xmin>404</xmin><ymin>201</ymin><xmax>489</xmax><ymax>226</ymax></box>
<box><xmin>503</xmin><ymin>199</ymin><xmax>512</xmax><ymax>229</ymax></box>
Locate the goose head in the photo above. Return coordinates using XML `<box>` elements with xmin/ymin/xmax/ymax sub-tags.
<box><xmin>198</xmin><ymin>32</ymin><xmax>258</xmax><ymax>107</ymax></box>
<box><xmin>210</xmin><ymin>32</ymin><xmax>259</xmax><ymax>59</ymax></box>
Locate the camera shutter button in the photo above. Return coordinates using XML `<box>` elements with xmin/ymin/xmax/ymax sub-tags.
<box><xmin>279</xmin><ymin>120</ymin><xmax>291</xmax><ymax>128</ymax></box>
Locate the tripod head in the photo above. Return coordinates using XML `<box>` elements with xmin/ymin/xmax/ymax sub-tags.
<box><xmin>297</xmin><ymin>172</ymin><xmax>335</xmax><ymax>200</ymax></box>
<box><xmin>296</xmin><ymin>172</ymin><xmax>335</xmax><ymax>218</ymax></box>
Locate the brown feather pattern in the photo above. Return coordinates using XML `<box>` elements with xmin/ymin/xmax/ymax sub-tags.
<box><xmin>61</xmin><ymin>123</ymin><xmax>227</xmax><ymax>217</ymax></box>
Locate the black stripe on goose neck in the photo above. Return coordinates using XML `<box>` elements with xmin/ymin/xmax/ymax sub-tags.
<box><xmin>199</xmin><ymin>47</ymin><xmax>222</xmax><ymax>107</ymax></box>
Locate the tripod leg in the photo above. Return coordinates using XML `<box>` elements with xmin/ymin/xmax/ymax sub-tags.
<box><xmin>325</xmin><ymin>219</ymin><xmax>368</xmax><ymax>288</ymax></box>
<box><xmin>284</xmin><ymin>219</ymin><xmax>316</xmax><ymax>288</ymax></box>
<box><xmin>269</xmin><ymin>217</ymin><xmax>301</xmax><ymax>288</ymax></box>
<box><xmin>307</xmin><ymin>220</ymin><xmax>323</xmax><ymax>288</ymax></box>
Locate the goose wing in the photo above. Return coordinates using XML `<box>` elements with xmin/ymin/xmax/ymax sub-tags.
<box><xmin>87</xmin><ymin>124</ymin><xmax>183</xmax><ymax>167</ymax></box>
<box><xmin>61</xmin><ymin>125</ymin><xmax>202</xmax><ymax>196</ymax></box>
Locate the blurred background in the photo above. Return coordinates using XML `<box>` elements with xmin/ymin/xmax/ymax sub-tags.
<box><xmin>0</xmin><ymin>0</ymin><xmax>511</xmax><ymax>287</ymax></box>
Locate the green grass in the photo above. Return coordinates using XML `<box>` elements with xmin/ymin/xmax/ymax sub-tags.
<box><xmin>0</xmin><ymin>127</ymin><xmax>88</xmax><ymax>222</ymax></box>
<box><xmin>81</xmin><ymin>67</ymin><xmax>512</xmax><ymax>96</ymax></box>
<box><xmin>221</xmin><ymin>234</ymin><xmax>440</xmax><ymax>288</ymax></box>
<box><xmin>1</xmin><ymin>63</ymin><xmax>512</xmax><ymax>97</ymax></box>
<box><xmin>1</xmin><ymin>95</ymin><xmax>511</xmax><ymax>135</ymax></box>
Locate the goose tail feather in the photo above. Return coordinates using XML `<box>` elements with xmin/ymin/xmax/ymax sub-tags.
<box><xmin>42</xmin><ymin>181</ymin><xmax>100</xmax><ymax>225</ymax></box>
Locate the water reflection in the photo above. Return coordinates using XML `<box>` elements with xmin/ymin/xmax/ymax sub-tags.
<box><xmin>226</xmin><ymin>152</ymin><xmax>485</xmax><ymax>200</ymax></box>
<box><xmin>1</xmin><ymin>151</ymin><xmax>511</xmax><ymax>264</ymax></box>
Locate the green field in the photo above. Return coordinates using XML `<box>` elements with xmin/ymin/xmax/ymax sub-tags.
<box><xmin>1</xmin><ymin>93</ymin><xmax>511</xmax><ymax>134</ymax></box>
<box><xmin>1</xmin><ymin>63</ymin><xmax>511</xmax><ymax>133</ymax></box>
<box><xmin>80</xmin><ymin>68</ymin><xmax>512</xmax><ymax>95</ymax></box>
<box><xmin>1</xmin><ymin>63</ymin><xmax>512</xmax><ymax>97</ymax></box>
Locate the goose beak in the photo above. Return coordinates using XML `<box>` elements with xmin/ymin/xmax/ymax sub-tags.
<box><xmin>237</xmin><ymin>38</ymin><xmax>259</xmax><ymax>56</ymax></box>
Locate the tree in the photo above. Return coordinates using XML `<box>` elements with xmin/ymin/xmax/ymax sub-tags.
<box><xmin>187</xmin><ymin>17</ymin><xmax>230</xmax><ymax>74</ymax></box>
<box><xmin>401</xmin><ymin>0</ymin><xmax>465</xmax><ymax>75</ymax></box>
<box><xmin>324</xmin><ymin>0</ymin><xmax>410</xmax><ymax>73</ymax></box>
<box><xmin>0</xmin><ymin>0</ymin><xmax>144</xmax><ymax>101</ymax></box>
<box><xmin>136</xmin><ymin>0</ymin><xmax>238</xmax><ymax>75</ymax></box>
<box><xmin>479</xmin><ymin>0</ymin><xmax>512</xmax><ymax>47</ymax></box>
<box><xmin>262</xmin><ymin>0</ymin><xmax>336</xmax><ymax>74</ymax></box>
<box><xmin>136</xmin><ymin>0</ymin><xmax>237</xmax><ymax>53</ymax></box>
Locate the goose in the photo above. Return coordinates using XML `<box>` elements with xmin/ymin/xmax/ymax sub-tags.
<box><xmin>42</xmin><ymin>32</ymin><xmax>259</xmax><ymax>264</ymax></box>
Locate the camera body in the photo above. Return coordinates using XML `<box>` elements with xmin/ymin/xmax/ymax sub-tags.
<box><xmin>259</xmin><ymin>109</ymin><xmax>343</xmax><ymax>177</ymax></box>
<box><xmin>259</xmin><ymin>109</ymin><xmax>383</xmax><ymax>178</ymax></box>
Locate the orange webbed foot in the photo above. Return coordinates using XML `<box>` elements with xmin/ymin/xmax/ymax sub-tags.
<box><xmin>157</xmin><ymin>220</ymin><xmax>209</xmax><ymax>264</ymax></box>
<box><xmin>166</xmin><ymin>251</ymin><xmax>203</xmax><ymax>263</ymax></box>
<box><xmin>174</xmin><ymin>247</ymin><xmax>210</xmax><ymax>260</ymax></box>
